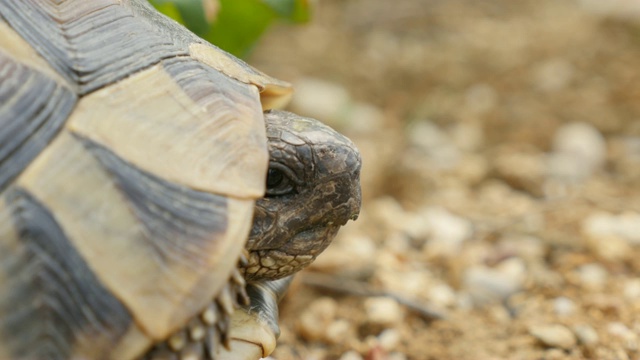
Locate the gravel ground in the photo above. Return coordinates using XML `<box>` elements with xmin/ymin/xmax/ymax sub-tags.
<box><xmin>250</xmin><ymin>1</ymin><xmax>640</xmax><ymax>359</ymax></box>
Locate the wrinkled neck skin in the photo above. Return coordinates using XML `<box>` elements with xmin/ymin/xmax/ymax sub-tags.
<box><xmin>243</xmin><ymin>110</ymin><xmax>361</xmax><ymax>282</ymax></box>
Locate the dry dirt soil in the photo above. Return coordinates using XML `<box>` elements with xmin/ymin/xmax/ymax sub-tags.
<box><xmin>250</xmin><ymin>1</ymin><xmax>640</xmax><ymax>359</ymax></box>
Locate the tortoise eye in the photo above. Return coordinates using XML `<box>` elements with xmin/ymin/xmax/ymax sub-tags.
<box><xmin>267</xmin><ymin>168</ymin><xmax>284</xmax><ymax>188</ymax></box>
<box><xmin>265</xmin><ymin>166</ymin><xmax>296</xmax><ymax>197</ymax></box>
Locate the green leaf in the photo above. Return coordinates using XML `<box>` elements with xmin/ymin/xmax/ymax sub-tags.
<box><xmin>150</xmin><ymin>0</ymin><xmax>209</xmax><ymax>33</ymax></box>
<box><xmin>150</xmin><ymin>0</ymin><xmax>312</xmax><ymax>58</ymax></box>
<box><xmin>263</xmin><ymin>0</ymin><xmax>311</xmax><ymax>23</ymax></box>
<box><xmin>149</xmin><ymin>1</ymin><xmax>185</xmax><ymax>25</ymax></box>
<box><xmin>204</xmin><ymin>0</ymin><xmax>276</xmax><ymax>57</ymax></box>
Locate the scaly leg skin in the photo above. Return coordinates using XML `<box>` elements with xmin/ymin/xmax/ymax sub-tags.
<box><xmin>216</xmin><ymin>276</ymin><xmax>293</xmax><ymax>360</ymax></box>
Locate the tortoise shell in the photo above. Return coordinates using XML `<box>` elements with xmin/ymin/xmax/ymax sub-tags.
<box><xmin>0</xmin><ymin>0</ymin><xmax>292</xmax><ymax>358</ymax></box>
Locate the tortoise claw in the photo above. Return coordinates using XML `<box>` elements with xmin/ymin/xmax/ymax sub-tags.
<box><xmin>215</xmin><ymin>276</ymin><xmax>294</xmax><ymax>359</ymax></box>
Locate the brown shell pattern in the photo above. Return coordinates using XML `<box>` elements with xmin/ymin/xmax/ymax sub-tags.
<box><xmin>0</xmin><ymin>0</ymin><xmax>291</xmax><ymax>358</ymax></box>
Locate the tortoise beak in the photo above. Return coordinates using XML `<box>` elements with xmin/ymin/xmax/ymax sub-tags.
<box><xmin>343</xmin><ymin>150</ymin><xmax>362</xmax><ymax>225</ymax></box>
<box><xmin>345</xmin><ymin>167</ymin><xmax>362</xmax><ymax>224</ymax></box>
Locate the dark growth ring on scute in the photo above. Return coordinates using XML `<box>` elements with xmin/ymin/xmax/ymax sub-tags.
<box><xmin>0</xmin><ymin>0</ymin><xmax>361</xmax><ymax>359</ymax></box>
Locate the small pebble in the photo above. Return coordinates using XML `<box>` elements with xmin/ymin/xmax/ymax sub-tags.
<box><xmin>623</xmin><ymin>279</ymin><xmax>640</xmax><ymax>299</ymax></box>
<box><xmin>364</xmin><ymin>297</ymin><xmax>403</xmax><ymax>326</ymax></box>
<box><xmin>587</xmin><ymin>234</ymin><xmax>632</xmax><ymax>262</ymax></box>
<box><xmin>407</xmin><ymin>121</ymin><xmax>460</xmax><ymax>169</ymax></box>
<box><xmin>529</xmin><ymin>324</ymin><xmax>577</xmax><ymax>349</ymax></box>
<box><xmin>543</xmin><ymin>348</ymin><xmax>567</xmax><ymax>360</ymax></box>
<box><xmin>396</xmin><ymin>212</ymin><xmax>432</xmax><ymax>244</ymax></box>
<box><xmin>312</xmin><ymin>234</ymin><xmax>376</xmax><ymax>272</ymax></box>
<box><xmin>463</xmin><ymin>259</ymin><xmax>526</xmax><ymax>305</ymax></box>
<box><xmin>576</xmin><ymin>263</ymin><xmax>608</xmax><ymax>290</ymax></box>
<box><xmin>407</xmin><ymin>121</ymin><xmax>449</xmax><ymax>152</ymax></box>
<box><xmin>326</xmin><ymin>320</ymin><xmax>352</xmax><ymax>345</ymax></box>
<box><xmin>583</xmin><ymin>211</ymin><xmax>640</xmax><ymax>246</ymax></box>
<box><xmin>607</xmin><ymin>322</ymin><xmax>637</xmax><ymax>342</ymax></box>
<box><xmin>582</xmin><ymin>212</ymin><xmax>618</xmax><ymax>238</ymax></box>
<box><xmin>493</xmin><ymin>149</ymin><xmax>545</xmax><ymax>195</ymax></box>
<box><xmin>608</xmin><ymin>323</ymin><xmax>639</xmax><ymax>352</ymax></box>
<box><xmin>428</xmin><ymin>283</ymin><xmax>457</xmax><ymax>308</ymax></box>
<box><xmin>339</xmin><ymin>351</ymin><xmax>363</xmax><ymax>360</ymax></box>
<box><xmin>617</xmin><ymin>212</ymin><xmax>640</xmax><ymax>244</ymax></box>
<box><xmin>378</xmin><ymin>328</ymin><xmax>401</xmax><ymax>351</ymax></box>
<box><xmin>297</xmin><ymin>297</ymin><xmax>338</xmax><ymax>341</ymax></box>
<box><xmin>387</xmin><ymin>353</ymin><xmax>408</xmax><ymax>360</ymax></box>
<box><xmin>548</xmin><ymin>122</ymin><xmax>606</xmax><ymax>182</ymax></box>
<box><xmin>422</xmin><ymin>207</ymin><xmax>473</xmax><ymax>255</ymax></box>
<box><xmin>376</xmin><ymin>269</ymin><xmax>431</xmax><ymax>299</ymax></box>
<box><xmin>553</xmin><ymin>297</ymin><xmax>576</xmax><ymax>317</ymax></box>
<box><xmin>573</xmin><ymin>324</ymin><xmax>599</xmax><ymax>345</ymax></box>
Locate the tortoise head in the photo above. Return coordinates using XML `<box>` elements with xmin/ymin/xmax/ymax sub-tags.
<box><xmin>243</xmin><ymin>110</ymin><xmax>362</xmax><ymax>281</ymax></box>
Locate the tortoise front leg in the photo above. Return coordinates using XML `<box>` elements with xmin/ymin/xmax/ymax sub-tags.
<box><xmin>217</xmin><ymin>276</ymin><xmax>294</xmax><ymax>360</ymax></box>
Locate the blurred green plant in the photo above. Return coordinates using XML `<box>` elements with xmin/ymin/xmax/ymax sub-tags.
<box><xmin>150</xmin><ymin>0</ymin><xmax>311</xmax><ymax>58</ymax></box>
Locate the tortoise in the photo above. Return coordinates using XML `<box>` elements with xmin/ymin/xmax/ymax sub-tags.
<box><xmin>0</xmin><ymin>1</ymin><xmax>362</xmax><ymax>359</ymax></box>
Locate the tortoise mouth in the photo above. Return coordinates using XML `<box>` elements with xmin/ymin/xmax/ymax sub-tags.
<box><xmin>242</xmin><ymin>225</ymin><xmax>340</xmax><ymax>281</ymax></box>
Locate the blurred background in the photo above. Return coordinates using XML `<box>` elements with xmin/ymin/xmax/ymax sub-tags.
<box><xmin>159</xmin><ymin>1</ymin><xmax>640</xmax><ymax>359</ymax></box>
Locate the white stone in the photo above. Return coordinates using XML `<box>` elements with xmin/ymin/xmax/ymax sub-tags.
<box><xmin>339</xmin><ymin>350</ymin><xmax>364</xmax><ymax>360</ymax></box>
<box><xmin>573</xmin><ymin>324</ymin><xmax>599</xmax><ymax>345</ymax></box>
<box><xmin>546</xmin><ymin>153</ymin><xmax>590</xmax><ymax>182</ymax></box>
<box><xmin>583</xmin><ymin>211</ymin><xmax>640</xmax><ymax>245</ymax></box>
<box><xmin>364</xmin><ymin>297</ymin><xmax>403</xmax><ymax>326</ymax></box>
<box><xmin>378</xmin><ymin>328</ymin><xmax>401</xmax><ymax>351</ymax></box>
<box><xmin>529</xmin><ymin>324</ymin><xmax>577</xmax><ymax>349</ymax></box>
<box><xmin>624</xmin><ymin>279</ymin><xmax>640</xmax><ymax>299</ymax></box>
<box><xmin>553</xmin><ymin>122</ymin><xmax>606</xmax><ymax>166</ymax></box>
<box><xmin>376</xmin><ymin>269</ymin><xmax>432</xmax><ymax>299</ymax></box>
<box><xmin>297</xmin><ymin>297</ymin><xmax>338</xmax><ymax>341</ymax></box>
<box><xmin>553</xmin><ymin>297</ymin><xmax>576</xmax><ymax>317</ymax></box>
<box><xmin>407</xmin><ymin>121</ymin><xmax>448</xmax><ymax>151</ymax></box>
<box><xmin>618</xmin><ymin>212</ymin><xmax>640</xmax><ymax>244</ymax></box>
<box><xmin>396</xmin><ymin>212</ymin><xmax>432</xmax><ymax>244</ymax></box>
<box><xmin>326</xmin><ymin>319</ymin><xmax>352</xmax><ymax>345</ymax></box>
<box><xmin>311</xmin><ymin>234</ymin><xmax>376</xmax><ymax>272</ymax></box>
<box><xmin>582</xmin><ymin>211</ymin><xmax>618</xmax><ymax>237</ymax></box>
<box><xmin>576</xmin><ymin>263</ymin><xmax>608</xmax><ymax>290</ymax></box>
<box><xmin>463</xmin><ymin>261</ymin><xmax>525</xmax><ymax>305</ymax></box>
<box><xmin>428</xmin><ymin>283</ymin><xmax>457</xmax><ymax>308</ymax></box>
<box><xmin>548</xmin><ymin>122</ymin><xmax>606</xmax><ymax>182</ymax></box>
<box><xmin>406</xmin><ymin>121</ymin><xmax>460</xmax><ymax>169</ymax></box>
<box><xmin>421</xmin><ymin>207</ymin><xmax>473</xmax><ymax>255</ymax></box>
<box><xmin>496</xmin><ymin>258</ymin><xmax>528</xmax><ymax>283</ymax></box>
<box><xmin>607</xmin><ymin>322</ymin><xmax>637</xmax><ymax>342</ymax></box>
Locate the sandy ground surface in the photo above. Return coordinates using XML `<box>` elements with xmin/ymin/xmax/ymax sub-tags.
<box><xmin>250</xmin><ymin>1</ymin><xmax>640</xmax><ymax>359</ymax></box>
